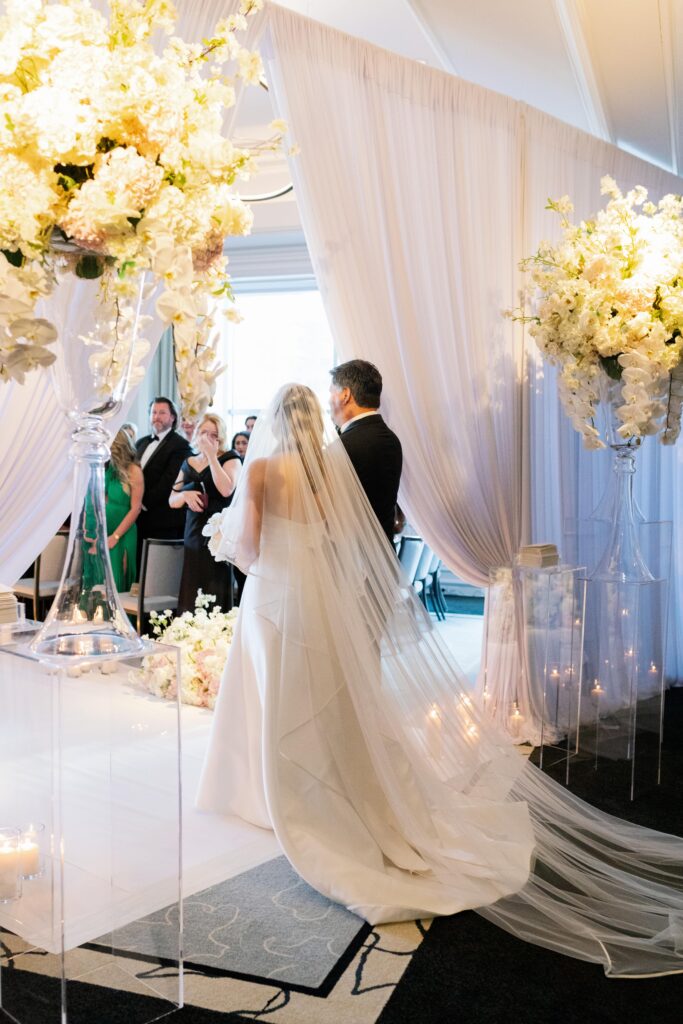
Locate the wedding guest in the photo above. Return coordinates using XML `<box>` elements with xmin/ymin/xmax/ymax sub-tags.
<box><xmin>245</xmin><ymin>415</ymin><xmax>257</xmax><ymax>433</ymax></box>
<box><xmin>229</xmin><ymin>430</ymin><xmax>251</xmax><ymax>604</ymax></box>
<box><xmin>170</xmin><ymin>413</ymin><xmax>241</xmax><ymax>614</ymax></box>
<box><xmin>136</xmin><ymin>397</ymin><xmax>192</xmax><ymax>571</ymax></box>
<box><xmin>121</xmin><ymin>421</ymin><xmax>137</xmax><ymax>445</ymax></box>
<box><xmin>329</xmin><ymin>359</ymin><xmax>402</xmax><ymax>545</ymax></box>
<box><xmin>84</xmin><ymin>428</ymin><xmax>143</xmax><ymax>591</ymax></box>
<box><xmin>231</xmin><ymin>431</ymin><xmax>250</xmax><ymax>460</ymax></box>
<box><xmin>181</xmin><ymin>417</ymin><xmax>196</xmax><ymax>444</ymax></box>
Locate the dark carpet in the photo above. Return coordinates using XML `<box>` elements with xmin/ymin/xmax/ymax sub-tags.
<box><xmin>377</xmin><ymin>687</ymin><xmax>683</xmax><ymax>1024</ymax></box>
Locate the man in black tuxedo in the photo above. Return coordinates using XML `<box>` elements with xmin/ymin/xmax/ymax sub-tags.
<box><xmin>329</xmin><ymin>360</ymin><xmax>402</xmax><ymax>545</ymax></box>
<box><xmin>135</xmin><ymin>396</ymin><xmax>192</xmax><ymax>572</ymax></box>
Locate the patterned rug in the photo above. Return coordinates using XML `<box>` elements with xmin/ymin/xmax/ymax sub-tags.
<box><xmin>101</xmin><ymin>855</ymin><xmax>370</xmax><ymax>993</ymax></box>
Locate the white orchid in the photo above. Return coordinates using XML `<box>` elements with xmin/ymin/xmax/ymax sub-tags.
<box><xmin>0</xmin><ymin>0</ymin><xmax>286</xmax><ymax>415</ymax></box>
<box><xmin>517</xmin><ymin>178</ymin><xmax>683</xmax><ymax>447</ymax></box>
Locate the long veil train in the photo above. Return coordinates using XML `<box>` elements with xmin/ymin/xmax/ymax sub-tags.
<box><xmin>199</xmin><ymin>383</ymin><xmax>683</xmax><ymax>978</ymax></box>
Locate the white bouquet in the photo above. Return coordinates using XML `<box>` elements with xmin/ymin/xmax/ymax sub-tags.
<box><xmin>516</xmin><ymin>177</ymin><xmax>683</xmax><ymax>448</ymax></box>
<box><xmin>139</xmin><ymin>590</ymin><xmax>238</xmax><ymax>708</ymax></box>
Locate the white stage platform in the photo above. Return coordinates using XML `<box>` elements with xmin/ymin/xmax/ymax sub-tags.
<box><xmin>0</xmin><ymin>659</ymin><xmax>279</xmax><ymax>954</ymax></box>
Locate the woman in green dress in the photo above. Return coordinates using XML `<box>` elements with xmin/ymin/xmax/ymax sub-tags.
<box><xmin>84</xmin><ymin>428</ymin><xmax>144</xmax><ymax>591</ymax></box>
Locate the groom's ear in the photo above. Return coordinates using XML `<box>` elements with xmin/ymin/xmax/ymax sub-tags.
<box><xmin>340</xmin><ymin>386</ymin><xmax>352</xmax><ymax>406</ymax></box>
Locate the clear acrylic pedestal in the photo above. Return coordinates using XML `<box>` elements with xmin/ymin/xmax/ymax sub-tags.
<box><xmin>0</xmin><ymin>623</ymin><xmax>183</xmax><ymax>1023</ymax></box>
<box><xmin>564</xmin><ymin>519</ymin><xmax>672</xmax><ymax>800</ymax></box>
<box><xmin>513</xmin><ymin>563</ymin><xmax>586</xmax><ymax>779</ymax></box>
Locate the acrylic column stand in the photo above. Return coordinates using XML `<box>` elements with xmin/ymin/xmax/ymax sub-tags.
<box><xmin>0</xmin><ymin>622</ymin><xmax>183</xmax><ymax>1024</ymax></box>
<box><xmin>563</xmin><ymin>518</ymin><xmax>672</xmax><ymax>800</ymax></box>
<box><xmin>512</xmin><ymin>562</ymin><xmax>586</xmax><ymax>780</ymax></box>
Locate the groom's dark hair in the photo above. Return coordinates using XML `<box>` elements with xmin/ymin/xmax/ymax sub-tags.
<box><xmin>330</xmin><ymin>360</ymin><xmax>382</xmax><ymax>409</ymax></box>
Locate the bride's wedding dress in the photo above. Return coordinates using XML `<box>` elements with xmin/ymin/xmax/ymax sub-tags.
<box><xmin>198</xmin><ymin>384</ymin><xmax>683</xmax><ymax>977</ymax></box>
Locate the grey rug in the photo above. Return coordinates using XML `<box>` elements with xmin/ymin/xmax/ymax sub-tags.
<box><xmin>103</xmin><ymin>855</ymin><xmax>368</xmax><ymax>991</ymax></box>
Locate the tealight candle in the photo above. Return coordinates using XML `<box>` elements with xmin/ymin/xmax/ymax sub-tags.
<box><xmin>19</xmin><ymin>824</ymin><xmax>44</xmax><ymax>879</ymax></box>
<box><xmin>0</xmin><ymin>827</ymin><xmax>22</xmax><ymax>903</ymax></box>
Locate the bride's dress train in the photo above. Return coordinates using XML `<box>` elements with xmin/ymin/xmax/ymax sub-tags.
<box><xmin>198</xmin><ymin>512</ymin><xmax>532</xmax><ymax>922</ymax></box>
<box><xmin>197</xmin><ymin>384</ymin><xmax>683</xmax><ymax>977</ymax></box>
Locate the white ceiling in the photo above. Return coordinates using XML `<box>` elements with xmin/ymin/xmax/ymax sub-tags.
<box><xmin>234</xmin><ymin>0</ymin><xmax>683</xmax><ymax>235</ymax></box>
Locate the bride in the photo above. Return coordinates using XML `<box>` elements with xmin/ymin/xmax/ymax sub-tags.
<box><xmin>198</xmin><ymin>383</ymin><xmax>683</xmax><ymax>978</ymax></box>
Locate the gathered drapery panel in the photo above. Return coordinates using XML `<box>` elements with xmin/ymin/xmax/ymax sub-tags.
<box><xmin>0</xmin><ymin>283</ymin><xmax>162</xmax><ymax>586</ymax></box>
<box><xmin>262</xmin><ymin>3</ymin><xmax>683</xmax><ymax>738</ymax></box>
<box><xmin>264</xmin><ymin>6</ymin><xmax>530</xmax><ymax>588</ymax></box>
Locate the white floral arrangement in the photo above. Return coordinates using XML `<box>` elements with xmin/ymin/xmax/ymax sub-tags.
<box><xmin>0</xmin><ymin>0</ymin><xmax>282</xmax><ymax>416</ymax></box>
<box><xmin>139</xmin><ymin>590</ymin><xmax>238</xmax><ymax>708</ymax></box>
<box><xmin>516</xmin><ymin>177</ymin><xmax>683</xmax><ymax>448</ymax></box>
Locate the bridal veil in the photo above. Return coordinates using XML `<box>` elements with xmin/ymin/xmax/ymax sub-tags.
<box><xmin>204</xmin><ymin>383</ymin><xmax>683</xmax><ymax>978</ymax></box>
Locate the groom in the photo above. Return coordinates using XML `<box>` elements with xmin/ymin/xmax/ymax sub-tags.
<box><xmin>329</xmin><ymin>360</ymin><xmax>402</xmax><ymax>545</ymax></box>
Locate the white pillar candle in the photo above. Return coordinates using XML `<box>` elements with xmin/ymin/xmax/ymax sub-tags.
<box><xmin>0</xmin><ymin>841</ymin><xmax>21</xmax><ymax>901</ymax></box>
<box><xmin>19</xmin><ymin>840</ymin><xmax>40</xmax><ymax>878</ymax></box>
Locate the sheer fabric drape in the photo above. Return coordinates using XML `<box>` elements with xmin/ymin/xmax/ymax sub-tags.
<box><xmin>0</xmin><ymin>277</ymin><xmax>162</xmax><ymax>586</ymax></box>
<box><xmin>261</xmin><ymin>4</ymin><xmax>683</xmax><ymax>739</ymax></box>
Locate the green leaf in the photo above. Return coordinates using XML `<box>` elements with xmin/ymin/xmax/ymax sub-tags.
<box><xmin>1</xmin><ymin>248</ymin><xmax>24</xmax><ymax>268</ymax></box>
<box><xmin>57</xmin><ymin>173</ymin><xmax>77</xmax><ymax>192</ymax></box>
<box><xmin>599</xmin><ymin>354</ymin><xmax>623</xmax><ymax>381</ymax></box>
<box><xmin>75</xmin><ymin>254</ymin><xmax>104</xmax><ymax>279</ymax></box>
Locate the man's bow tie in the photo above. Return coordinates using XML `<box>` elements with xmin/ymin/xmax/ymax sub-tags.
<box><xmin>151</xmin><ymin>434</ymin><xmax>159</xmax><ymax>442</ymax></box>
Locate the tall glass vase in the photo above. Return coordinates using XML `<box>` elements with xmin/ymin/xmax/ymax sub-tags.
<box><xmin>30</xmin><ymin>263</ymin><xmax>147</xmax><ymax>658</ymax></box>
<box><xmin>591</xmin><ymin>380</ymin><xmax>653</xmax><ymax>583</ymax></box>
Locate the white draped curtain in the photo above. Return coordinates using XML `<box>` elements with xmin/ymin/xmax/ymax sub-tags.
<box><xmin>260</xmin><ymin>3</ymin><xmax>683</xmax><ymax>734</ymax></box>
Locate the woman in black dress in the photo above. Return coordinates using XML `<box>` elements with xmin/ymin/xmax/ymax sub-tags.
<box><xmin>170</xmin><ymin>413</ymin><xmax>241</xmax><ymax>614</ymax></box>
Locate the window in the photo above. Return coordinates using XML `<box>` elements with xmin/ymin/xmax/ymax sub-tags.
<box><xmin>215</xmin><ymin>287</ymin><xmax>335</xmax><ymax>440</ymax></box>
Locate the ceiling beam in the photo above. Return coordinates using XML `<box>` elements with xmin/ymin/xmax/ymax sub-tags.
<box><xmin>404</xmin><ymin>0</ymin><xmax>459</xmax><ymax>74</ymax></box>
<box><xmin>657</xmin><ymin>0</ymin><xmax>680</xmax><ymax>175</ymax></box>
<box><xmin>553</xmin><ymin>0</ymin><xmax>612</xmax><ymax>142</ymax></box>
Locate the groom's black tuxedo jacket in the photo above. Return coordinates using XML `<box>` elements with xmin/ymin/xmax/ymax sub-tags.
<box><xmin>136</xmin><ymin>430</ymin><xmax>192</xmax><ymax>541</ymax></box>
<box><xmin>340</xmin><ymin>414</ymin><xmax>402</xmax><ymax>544</ymax></box>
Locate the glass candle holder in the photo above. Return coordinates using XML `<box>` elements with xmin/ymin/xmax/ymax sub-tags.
<box><xmin>20</xmin><ymin>823</ymin><xmax>45</xmax><ymax>880</ymax></box>
<box><xmin>0</xmin><ymin>827</ymin><xmax>23</xmax><ymax>903</ymax></box>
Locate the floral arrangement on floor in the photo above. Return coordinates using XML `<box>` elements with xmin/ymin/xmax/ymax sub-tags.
<box><xmin>515</xmin><ymin>176</ymin><xmax>683</xmax><ymax>448</ymax></box>
<box><xmin>0</xmin><ymin>0</ymin><xmax>283</xmax><ymax>416</ymax></box>
<box><xmin>139</xmin><ymin>590</ymin><xmax>238</xmax><ymax>708</ymax></box>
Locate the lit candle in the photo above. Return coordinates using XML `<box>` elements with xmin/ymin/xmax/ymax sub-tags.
<box><xmin>591</xmin><ymin>679</ymin><xmax>604</xmax><ymax>698</ymax></box>
<box><xmin>625</xmin><ymin>647</ymin><xmax>634</xmax><ymax>658</ymax></box>
<box><xmin>19</xmin><ymin>839</ymin><xmax>40</xmax><ymax>878</ymax></box>
<box><xmin>549</xmin><ymin>666</ymin><xmax>560</xmax><ymax>681</ymax></box>
<box><xmin>649</xmin><ymin>662</ymin><xmax>658</xmax><ymax>675</ymax></box>
<box><xmin>0</xmin><ymin>832</ymin><xmax>21</xmax><ymax>902</ymax></box>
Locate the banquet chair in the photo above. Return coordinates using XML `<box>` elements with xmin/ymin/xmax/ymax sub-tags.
<box><xmin>13</xmin><ymin>530</ymin><xmax>69</xmax><ymax>620</ymax></box>
<box><xmin>425</xmin><ymin>552</ymin><xmax>447</xmax><ymax>619</ymax></box>
<box><xmin>119</xmin><ymin>539</ymin><xmax>185</xmax><ymax>634</ymax></box>
<box><xmin>413</xmin><ymin>544</ymin><xmax>443</xmax><ymax>617</ymax></box>
<box><xmin>397</xmin><ymin>536</ymin><xmax>424</xmax><ymax>588</ymax></box>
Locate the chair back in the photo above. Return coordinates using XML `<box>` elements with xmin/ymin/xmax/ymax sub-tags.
<box><xmin>138</xmin><ymin>539</ymin><xmax>185</xmax><ymax>620</ymax></box>
<box><xmin>428</xmin><ymin>552</ymin><xmax>441</xmax><ymax>574</ymax></box>
<box><xmin>398</xmin><ymin>537</ymin><xmax>424</xmax><ymax>583</ymax></box>
<box><xmin>37</xmin><ymin>532</ymin><xmax>69</xmax><ymax>583</ymax></box>
<box><xmin>413</xmin><ymin>544</ymin><xmax>434</xmax><ymax>586</ymax></box>
<box><xmin>33</xmin><ymin>531</ymin><xmax>69</xmax><ymax>614</ymax></box>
